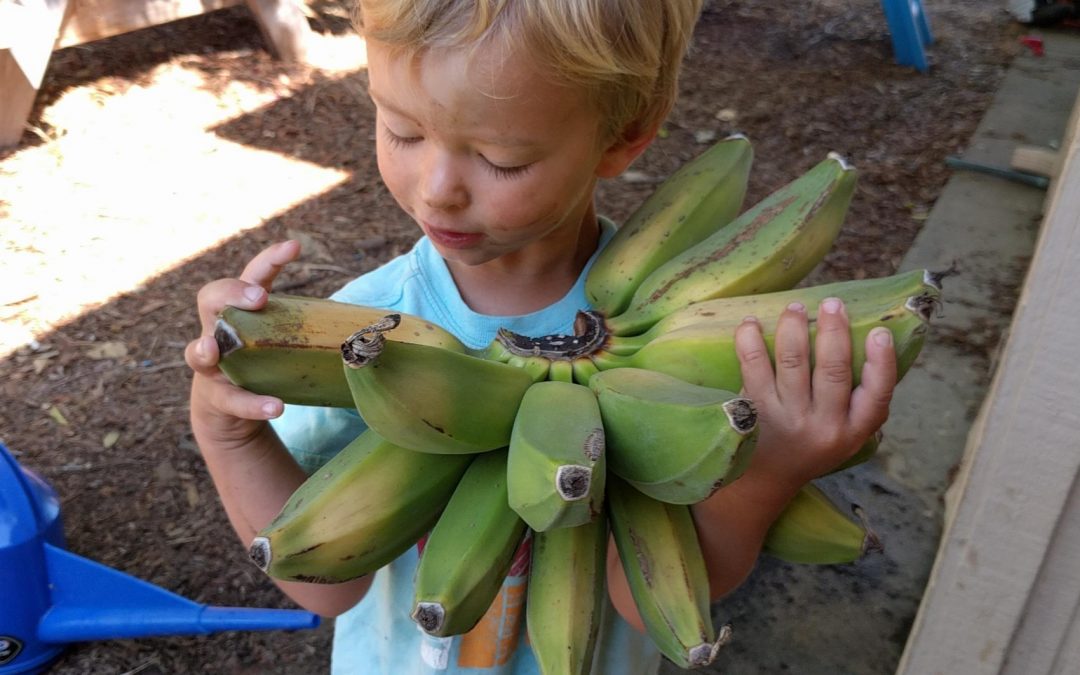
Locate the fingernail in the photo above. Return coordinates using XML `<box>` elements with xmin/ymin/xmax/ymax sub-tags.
<box><xmin>741</xmin><ymin>315</ymin><xmax>760</xmax><ymax>325</ymax></box>
<box><xmin>262</xmin><ymin>401</ymin><xmax>281</xmax><ymax>418</ymax></box>
<box><xmin>787</xmin><ymin>302</ymin><xmax>805</xmax><ymax>313</ymax></box>
<box><xmin>871</xmin><ymin>327</ymin><xmax>893</xmax><ymax>346</ymax></box>
<box><xmin>822</xmin><ymin>298</ymin><xmax>843</xmax><ymax>314</ymax></box>
<box><xmin>244</xmin><ymin>286</ymin><xmax>264</xmax><ymax>303</ymax></box>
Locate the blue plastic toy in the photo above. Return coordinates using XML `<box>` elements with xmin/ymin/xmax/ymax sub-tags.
<box><xmin>0</xmin><ymin>441</ymin><xmax>319</xmax><ymax>674</ymax></box>
<box><xmin>880</xmin><ymin>0</ymin><xmax>934</xmax><ymax>72</ymax></box>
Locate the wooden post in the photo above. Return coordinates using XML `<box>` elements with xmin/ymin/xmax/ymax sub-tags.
<box><xmin>243</xmin><ymin>0</ymin><xmax>311</xmax><ymax>63</ymax></box>
<box><xmin>0</xmin><ymin>0</ymin><xmax>69</xmax><ymax>149</ymax></box>
<box><xmin>896</xmin><ymin>90</ymin><xmax>1080</xmax><ymax>675</ymax></box>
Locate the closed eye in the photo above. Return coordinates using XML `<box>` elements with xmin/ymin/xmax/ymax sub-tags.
<box><xmin>382</xmin><ymin>126</ymin><xmax>421</xmax><ymax>149</ymax></box>
<box><xmin>481</xmin><ymin>157</ymin><xmax>533</xmax><ymax>180</ymax></box>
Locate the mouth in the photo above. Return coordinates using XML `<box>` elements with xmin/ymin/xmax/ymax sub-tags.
<box><xmin>423</xmin><ymin>223</ymin><xmax>484</xmax><ymax>250</ymax></box>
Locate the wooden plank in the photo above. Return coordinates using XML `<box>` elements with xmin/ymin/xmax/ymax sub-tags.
<box><xmin>55</xmin><ymin>0</ymin><xmax>244</xmax><ymax>49</ymax></box>
<box><xmin>1001</xmin><ymin>473</ymin><xmax>1080</xmax><ymax>674</ymax></box>
<box><xmin>0</xmin><ymin>51</ymin><xmax>38</xmax><ymax>148</ymax></box>
<box><xmin>896</xmin><ymin>89</ymin><xmax>1080</xmax><ymax>674</ymax></box>
<box><xmin>1010</xmin><ymin>145</ymin><xmax>1059</xmax><ymax>178</ymax></box>
<box><xmin>243</xmin><ymin>0</ymin><xmax>311</xmax><ymax>62</ymax></box>
<box><xmin>0</xmin><ymin>0</ymin><xmax>69</xmax><ymax>149</ymax></box>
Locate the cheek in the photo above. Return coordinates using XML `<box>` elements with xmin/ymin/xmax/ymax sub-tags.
<box><xmin>375</xmin><ymin>142</ymin><xmax>410</xmax><ymax>202</ymax></box>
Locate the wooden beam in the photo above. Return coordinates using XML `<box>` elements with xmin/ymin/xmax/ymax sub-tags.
<box><xmin>0</xmin><ymin>0</ymin><xmax>69</xmax><ymax>149</ymax></box>
<box><xmin>243</xmin><ymin>0</ymin><xmax>311</xmax><ymax>63</ymax></box>
<box><xmin>55</xmin><ymin>0</ymin><xmax>244</xmax><ymax>49</ymax></box>
<box><xmin>897</xmin><ymin>89</ymin><xmax>1080</xmax><ymax>674</ymax></box>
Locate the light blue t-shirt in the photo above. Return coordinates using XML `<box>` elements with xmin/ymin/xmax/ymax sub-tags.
<box><xmin>270</xmin><ymin>219</ymin><xmax>662</xmax><ymax>675</ymax></box>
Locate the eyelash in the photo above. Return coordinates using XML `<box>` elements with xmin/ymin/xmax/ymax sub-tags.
<box><xmin>382</xmin><ymin>126</ymin><xmax>532</xmax><ymax>180</ymax></box>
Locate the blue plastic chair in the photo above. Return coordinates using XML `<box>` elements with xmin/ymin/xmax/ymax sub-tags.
<box><xmin>881</xmin><ymin>0</ymin><xmax>934</xmax><ymax>72</ymax></box>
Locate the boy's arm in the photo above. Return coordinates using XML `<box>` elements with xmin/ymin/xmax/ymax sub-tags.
<box><xmin>186</xmin><ymin>241</ymin><xmax>371</xmax><ymax>617</ymax></box>
<box><xmin>607</xmin><ymin>298</ymin><xmax>898</xmax><ymax>631</ymax></box>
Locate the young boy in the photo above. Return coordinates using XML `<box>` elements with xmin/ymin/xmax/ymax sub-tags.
<box><xmin>184</xmin><ymin>1</ymin><xmax>898</xmax><ymax>672</ymax></box>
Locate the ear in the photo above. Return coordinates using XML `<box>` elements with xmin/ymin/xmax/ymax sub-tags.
<box><xmin>595</xmin><ymin>120</ymin><xmax>661</xmax><ymax>179</ymax></box>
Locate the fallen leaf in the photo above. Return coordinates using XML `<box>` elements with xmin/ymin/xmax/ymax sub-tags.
<box><xmin>48</xmin><ymin>405</ymin><xmax>69</xmax><ymax>426</ymax></box>
<box><xmin>185</xmin><ymin>482</ymin><xmax>201</xmax><ymax>508</ymax></box>
<box><xmin>86</xmin><ymin>341</ymin><xmax>128</xmax><ymax>360</ymax></box>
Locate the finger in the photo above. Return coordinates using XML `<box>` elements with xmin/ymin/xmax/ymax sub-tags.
<box><xmin>811</xmin><ymin>297</ymin><xmax>854</xmax><ymax>420</ymax></box>
<box><xmin>734</xmin><ymin>316</ymin><xmax>777</xmax><ymax>404</ymax></box>
<box><xmin>197</xmin><ymin>367</ymin><xmax>285</xmax><ymax>421</ymax></box>
<box><xmin>240</xmin><ymin>240</ymin><xmax>302</xmax><ymax>290</ymax></box>
<box><xmin>848</xmin><ymin>326</ymin><xmax>898</xmax><ymax>438</ymax></box>
<box><xmin>196</xmin><ymin>278</ymin><xmax>272</xmax><ymax>335</ymax></box>
<box><xmin>772</xmin><ymin>302</ymin><xmax>812</xmax><ymax>411</ymax></box>
<box><xmin>185</xmin><ymin>335</ymin><xmax>222</xmax><ymax>375</ymax></box>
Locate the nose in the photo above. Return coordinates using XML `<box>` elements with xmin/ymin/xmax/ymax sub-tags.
<box><xmin>420</xmin><ymin>149</ymin><xmax>468</xmax><ymax>211</ymax></box>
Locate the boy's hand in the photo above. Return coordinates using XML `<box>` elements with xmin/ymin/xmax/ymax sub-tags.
<box><xmin>185</xmin><ymin>240</ymin><xmax>302</xmax><ymax>449</ymax></box>
<box><xmin>734</xmin><ymin>298</ymin><xmax>897</xmax><ymax>488</ymax></box>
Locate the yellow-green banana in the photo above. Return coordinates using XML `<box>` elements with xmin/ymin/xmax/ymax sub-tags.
<box><xmin>412</xmin><ymin>449</ymin><xmax>528</xmax><ymax>637</ymax></box>
<box><xmin>586</xmin><ymin>134</ymin><xmax>753</xmax><ymax>316</ymax></box>
<box><xmin>607</xmin><ymin>477</ymin><xmax>732</xmax><ymax>669</ymax></box>
<box><xmin>527</xmin><ymin>513</ymin><xmax>609</xmax><ymax>675</ymax></box>
<box><xmin>590</xmin><ymin>368</ymin><xmax>758</xmax><ymax>505</ymax></box>
<box><xmin>762</xmin><ymin>482</ymin><xmax>881</xmax><ymax>565</ymax></box>
<box><xmin>249</xmin><ymin>429</ymin><xmax>472</xmax><ymax>583</ymax></box>
<box><xmin>507</xmin><ymin>381</ymin><xmax>606</xmax><ymax>531</ymax></box>
<box><xmin>605</xmin><ymin>153</ymin><xmax>858</xmax><ymax>336</ymax></box>
<box><xmin>607</xmin><ymin>268</ymin><xmax>942</xmax><ymax>355</ymax></box>
<box><xmin>216</xmin><ymin>294</ymin><xmax>466</xmax><ymax>407</ymax></box>
<box><xmin>594</xmin><ymin>275</ymin><xmax>941</xmax><ymax>392</ymax></box>
<box><xmin>341</xmin><ymin>315</ymin><xmax>535</xmax><ymax>454</ymax></box>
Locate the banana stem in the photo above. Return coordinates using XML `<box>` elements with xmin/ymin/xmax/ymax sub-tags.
<box><xmin>341</xmin><ymin>315</ymin><xmax>400</xmax><ymax>368</ymax></box>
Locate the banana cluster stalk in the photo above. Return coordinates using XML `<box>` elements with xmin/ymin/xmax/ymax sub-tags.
<box><xmin>225</xmin><ymin>137</ymin><xmax>945</xmax><ymax>665</ymax></box>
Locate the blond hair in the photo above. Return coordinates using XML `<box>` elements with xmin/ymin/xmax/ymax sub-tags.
<box><xmin>354</xmin><ymin>0</ymin><xmax>704</xmax><ymax>141</ymax></box>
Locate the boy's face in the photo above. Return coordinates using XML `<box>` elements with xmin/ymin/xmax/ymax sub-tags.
<box><xmin>365</xmin><ymin>39</ymin><xmax>628</xmax><ymax>268</ymax></box>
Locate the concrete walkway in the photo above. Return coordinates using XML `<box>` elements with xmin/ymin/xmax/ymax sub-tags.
<box><xmin>660</xmin><ymin>29</ymin><xmax>1080</xmax><ymax>675</ymax></box>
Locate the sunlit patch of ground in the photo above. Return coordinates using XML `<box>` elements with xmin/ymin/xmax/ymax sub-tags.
<box><xmin>0</xmin><ymin>31</ymin><xmax>367</xmax><ymax>358</ymax></box>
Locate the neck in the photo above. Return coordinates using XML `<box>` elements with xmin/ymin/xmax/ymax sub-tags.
<box><xmin>447</xmin><ymin>205</ymin><xmax>601</xmax><ymax>316</ymax></box>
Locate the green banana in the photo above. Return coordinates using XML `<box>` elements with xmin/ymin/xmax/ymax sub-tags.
<box><xmin>249</xmin><ymin>429</ymin><xmax>472</xmax><ymax>583</ymax></box>
<box><xmin>412</xmin><ymin>449</ymin><xmax>528</xmax><ymax>637</ymax></box>
<box><xmin>607</xmin><ymin>268</ymin><xmax>942</xmax><ymax>354</ymax></box>
<box><xmin>607</xmin><ymin>477</ymin><xmax>732</xmax><ymax>669</ymax></box>
<box><xmin>605</xmin><ymin>153</ymin><xmax>858</xmax><ymax>336</ymax></box>
<box><xmin>593</xmin><ymin>277</ymin><xmax>941</xmax><ymax>392</ymax></box>
<box><xmin>527</xmin><ymin>513</ymin><xmax>609</xmax><ymax>675</ymax></box>
<box><xmin>341</xmin><ymin>315</ymin><xmax>535</xmax><ymax>454</ymax></box>
<box><xmin>586</xmin><ymin>134</ymin><xmax>753</xmax><ymax>316</ymax></box>
<box><xmin>215</xmin><ymin>294</ymin><xmax>466</xmax><ymax>407</ymax></box>
<box><xmin>762</xmin><ymin>482</ymin><xmax>881</xmax><ymax>565</ymax></box>
<box><xmin>589</xmin><ymin>368</ymin><xmax>758</xmax><ymax>505</ymax></box>
<box><xmin>507</xmin><ymin>381</ymin><xmax>606</xmax><ymax>531</ymax></box>
<box><xmin>548</xmin><ymin>359</ymin><xmax>575</xmax><ymax>383</ymax></box>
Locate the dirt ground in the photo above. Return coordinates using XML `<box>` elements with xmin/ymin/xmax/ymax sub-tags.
<box><xmin>1</xmin><ymin>1</ymin><xmax>1023</xmax><ymax>673</ymax></box>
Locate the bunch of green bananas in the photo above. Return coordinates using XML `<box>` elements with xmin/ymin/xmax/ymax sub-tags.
<box><xmin>219</xmin><ymin>134</ymin><xmax>942</xmax><ymax>672</ymax></box>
